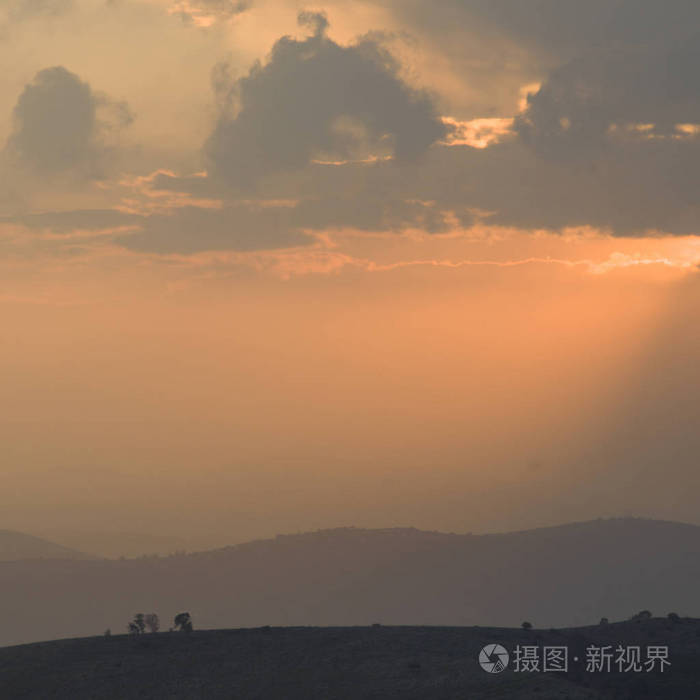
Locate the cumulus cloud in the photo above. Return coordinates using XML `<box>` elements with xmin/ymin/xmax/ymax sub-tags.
<box><xmin>516</xmin><ymin>39</ymin><xmax>700</xmax><ymax>160</ymax></box>
<box><xmin>495</xmin><ymin>27</ymin><xmax>700</xmax><ymax>233</ymax></box>
<box><xmin>150</xmin><ymin>130</ymin><xmax>700</xmax><ymax>241</ymax></box>
<box><xmin>4</xmin><ymin>66</ymin><xmax>133</xmax><ymax>177</ymax></box>
<box><xmin>191</xmin><ymin>4</ymin><xmax>700</xmax><ymax>240</ymax></box>
<box><xmin>6</xmin><ymin>2</ymin><xmax>700</xmax><ymax>254</ymax></box>
<box><xmin>206</xmin><ymin>12</ymin><xmax>446</xmax><ymax>187</ymax></box>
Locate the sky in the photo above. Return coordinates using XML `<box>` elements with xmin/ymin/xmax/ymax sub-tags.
<box><xmin>1</xmin><ymin>0</ymin><xmax>699</xmax><ymax>556</ymax></box>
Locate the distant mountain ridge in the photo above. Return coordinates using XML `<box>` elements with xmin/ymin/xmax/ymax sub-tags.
<box><xmin>2</xmin><ymin>517</ymin><xmax>699</xmax><ymax>647</ymax></box>
<box><xmin>0</xmin><ymin>530</ymin><xmax>95</xmax><ymax>562</ymax></box>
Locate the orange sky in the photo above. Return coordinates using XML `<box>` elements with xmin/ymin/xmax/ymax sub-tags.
<box><xmin>1</xmin><ymin>0</ymin><xmax>700</xmax><ymax>555</ymax></box>
<box><xmin>2</xmin><ymin>236</ymin><xmax>698</xmax><ymax>551</ymax></box>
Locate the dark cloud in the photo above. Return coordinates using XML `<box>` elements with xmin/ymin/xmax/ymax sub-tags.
<box><xmin>1</xmin><ymin>209</ymin><xmax>139</xmax><ymax>233</ymax></box>
<box><xmin>194</xmin><ymin>3</ymin><xmax>700</xmax><ymax>239</ymax></box>
<box><xmin>291</xmin><ymin>193</ymin><xmax>468</xmax><ymax>234</ymax></box>
<box><xmin>116</xmin><ymin>205</ymin><xmax>311</xmax><ymax>254</ymax></box>
<box><xmin>373</xmin><ymin>0</ymin><xmax>700</xmax><ymax>120</ymax></box>
<box><xmin>2</xmin><ymin>204</ymin><xmax>311</xmax><ymax>254</ymax></box>
<box><xmin>291</xmin><ymin>141</ymin><xmax>700</xmax><ymax>235</ymax></box>
<box><xmin>206</xmin><ymin>12</ymin><xmax>446</xmax><ymax>187</ymax></box>
<box><xmin>516</xmin><ymin>39</ymin><xmax>700</xmax><ymax>160</ymax></box>
<box><xmin>463</xmin><ymin>141</ymin><xmax>700</xmax><ymax>234</ymax></box>
<box><xmin>147</xmin><ymin>124</ymin><xmax>700</xmax><ymax>240</ymax></box>
<box><xmin>145</xmin><ymin>163</ymin><xmax>473</xmax><ymax>242</ymax></box>
<box><xmin>494</xmin><ymin>30</ymin><xmax>700</xmax><ymax>233</ymax></box>
<box><xmin>4</xmin><ymin>66</ymin><xmax>133</xmax><ymax>177</ymax></box>
<box><xmin>391</xmin><ymin>0</ymin><xmax>700</xmax><ymax>60</ymax></box>
<box><xmin>113</xmin><ymin>193</ymin><xmax>463</xmax><ymax>255</ymax></box>
<box><xmin>313</xmin><ymin>0</ymin><xmax>700</xmax><ymax>236</ymax></box>
<box><xmin>10</xmin><ymin>4</ymin><xmax>700</xmax><ymax>250</ymax></box>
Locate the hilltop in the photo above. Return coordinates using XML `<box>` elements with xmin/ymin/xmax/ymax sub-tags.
<box><xmin>1</xmin><ymin>619</ymin><xmax>699</xmax><ymax>699</ymax></box>
<box><xmin>0</xmin><ymin>530</ymin><xmax>94</xmax><ymax>562</ymax></box>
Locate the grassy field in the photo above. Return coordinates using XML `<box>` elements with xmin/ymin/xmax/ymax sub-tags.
<box><xmin>1</xmin><ymin>619</ymin><xmax>699</xmax><ymax>699</ymax></box>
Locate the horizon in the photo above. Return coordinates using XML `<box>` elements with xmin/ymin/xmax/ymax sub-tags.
<box><xmin>4</xmin><ymin>514</ymin><xmax>698</xmax><ymax>559</ymax></box>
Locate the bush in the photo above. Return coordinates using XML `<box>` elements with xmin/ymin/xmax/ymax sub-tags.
<box><xmin>521</xmin><ymin>621</ymin><xmax>533</xmax><ymax>631</ymax></box>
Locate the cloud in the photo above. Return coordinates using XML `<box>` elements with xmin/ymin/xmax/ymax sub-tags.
<box><xmin>4</xmin><ymin>66</ymin><xmax>133</xmax><ymax>177</ymax></box>
<box><xmin>194</xmin><ymin>4</ymin><xmax>700</xmax><ymax>239</ymax></box>
<box><xmin>516</xmin><ymin>39</ymin><xmax>700</xmax><ymax>160</ymax></box>
<box><xmin>111</xmin><ymin>192</ymin><xmax>460</xmax><ymax>254</ymax></box>
<box><xmin>6</xmin><ymin>2</ymin><xmax>700</xmax><ymax>252</ymax></box>
<box><xmin>168</xmin><ymin>0</ymin><xmax>249</xmax><ymax>27</ymax></box>
<box><xmin>369</xmin><ymin>0</ymin><xmax>700</xmax><ymax>121</ymax></box>
<box><xmin>1</xmin><ymin>209</ymin><xmax>139</xmax><ymax>234</ymax></box>
<box><xmin>490</xmin><ymin>30</ymin><xmax>700</xmax><ymax>234</ymax></box>
<box><xmin>1</xmin><ymin>203</ymin><xmax>311</xmax><ymax>255</ymax></box>
<box><xmin>0</xmin><ymin>0</ymin><xmax>73</xmax><ymax>32</ymax></box>
<box><xmin>389</xmin><ymin>0</ymin><xmax>700</xmax><ymax>60</ymax></box>
<box><xmin>140</xmin><ymin>162</ymin><xmax>474</xmax><ymax>241</ymax></box>
<box><xmin>316</xmin><ymin>4</ymin><xmax>700</xmax><ymax>236</ymax></box>
<box><xmin>206</xmin><ymin>11</ymin><xmax>446</xmax><ymax>187</ymax></box>
<box><xmin>116</xmin><ymin>204</ymin><xmax>311</xmax><ymax>254</ymax></box>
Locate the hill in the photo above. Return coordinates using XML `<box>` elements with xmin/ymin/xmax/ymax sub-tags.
<box><xmin>0</xmin><ymin>530</ymin><xmax>95</xmax><ymax>562</ymax></box>
<box><xmin>1</xmin><ymin>620</ymin><xmax>699</xmax><ymax>699</ymax></box>
<box><xmin>1</xmin><ymin>518</ymin><xmax>699</xmax><ymax>647</ymax></box>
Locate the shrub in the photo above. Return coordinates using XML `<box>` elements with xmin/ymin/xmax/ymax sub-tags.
<box><xmin>521</xmin><ymin>621</ymin><xmax>533</xmax><ymax>631</ymax></box>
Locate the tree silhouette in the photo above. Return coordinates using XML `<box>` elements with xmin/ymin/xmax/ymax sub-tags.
<box><xmin>144</xmin><ymin>613</ymin><xmax>160</xmax><ymax>633</ymax></box>
<box><xmin>174</xmin><ymin>612</ymin><xmax>193</xmax><ymax>633</ymax></box>
<box><xmin>521</xmin><ymin>621</ymin><xmax>533</xmax><ymax>631</ymax></box>
<box><xmin>128</xmin><ymin>613</ymin><xmax>146</xmax><ymax>635</ymax></box>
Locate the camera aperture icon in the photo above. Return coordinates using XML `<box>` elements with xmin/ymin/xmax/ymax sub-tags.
<box><xmin>479</xmin><ymin>643</ymin><xmax>509</xmax><ymax>673</ymax></box>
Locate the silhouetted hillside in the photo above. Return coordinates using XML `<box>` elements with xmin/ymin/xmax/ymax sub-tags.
<box><xmin>1</xmin><ymin>518</ymin><xmax>699</xmax><ymax>647</ymax></box>
<box><xmin>2</xmin><ymin>620</ymin><xmax>700</xmax><ymax>699</ymax></box>
<box><xmin>0</xmin><ymin>530</ymin><xmax>95</xmax><ymax>562</ymax></box>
